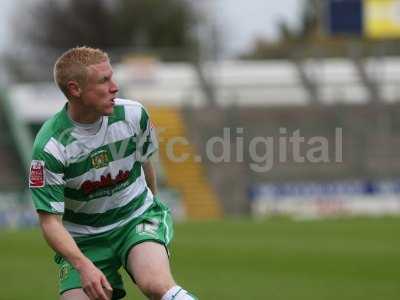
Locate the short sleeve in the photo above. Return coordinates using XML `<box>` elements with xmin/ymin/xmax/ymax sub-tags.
<box><xmin>137</xmin><ymin>107</ymin><xmax>158</xmax><ymax>162</ymax></box>
<box><xmin>29</xmin><ymin>146</ymin><xmax>65</xmax><ymax>214</ymax></box>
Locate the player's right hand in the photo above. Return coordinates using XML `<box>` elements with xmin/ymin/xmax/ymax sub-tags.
<box><xmin>78</xmin><ymin>258</ymin><xmax>113</xmax><ymax>300</ymax></box>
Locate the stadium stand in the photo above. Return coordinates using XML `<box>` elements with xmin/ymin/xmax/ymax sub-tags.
<box><xmin>7</xmin><ymin>57</ymin><xmax>400</xmax><ymax>217</ymax></box>
<box><xmin>11</xmin><ymin>57</ymin><xmax>400</xmax><ymax>116</ymax></box>
<box><xmin>0</xmin><ymin>90</ymin><xmax>26</xmax><ymax>190</ymax></box>
<box><xmin>149</xmin><ymin>106</ymin><xmax>222</xmax><ymax>218</ymax></box>
<box><xmin>183</xmin><ymin>104</ymin><xmax>400</xmax><ymax>214</ymax></box>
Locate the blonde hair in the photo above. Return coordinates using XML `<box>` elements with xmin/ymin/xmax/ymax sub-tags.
<box><xmin>53</xmin><ymin>46</ymin><xmax>109</xmax><ymax>97</ymax></box>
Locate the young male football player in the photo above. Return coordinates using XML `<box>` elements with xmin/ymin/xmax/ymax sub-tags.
<box><xmin>29</xmin><ymin>46</ymin><xmax>197</xmax><ymax>300</ymax></box>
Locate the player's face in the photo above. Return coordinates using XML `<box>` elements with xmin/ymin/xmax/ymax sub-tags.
<box><xmin>80</xmin><ymin>60</ymin><xmax>119</xmax><ymax>116</ymax></box>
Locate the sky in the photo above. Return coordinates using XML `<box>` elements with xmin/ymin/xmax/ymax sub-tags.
<box><xmin>0</xmin><ymin>0</ymin><xmax>303</xmax><ymax>58</ymax></box>
<box><xmin>215</xmin><ymin>0</ymin><xmax>302</xmax><ymax>56</ymax></box>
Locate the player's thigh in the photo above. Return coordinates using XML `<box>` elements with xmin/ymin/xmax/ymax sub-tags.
<box><xmin>60</xmin><ymin>288</ymin><xmax>112</xmax><ymax>300</ymax></box>
<box><xmin>126</xmin><ymin>241</ymin><xmax>175</xmax><ymax>290</ymax></box>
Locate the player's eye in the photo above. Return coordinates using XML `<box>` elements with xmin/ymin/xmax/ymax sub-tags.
<box><xmin>100</xmin><ymin>76</ymin><xmax>109</xmax><ymax>83</ymax></box>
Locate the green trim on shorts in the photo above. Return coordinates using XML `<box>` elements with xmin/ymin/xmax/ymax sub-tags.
<box><xmin>56</xmin><ymin>197</ymin><xmax>174</xmax><ymax>299</ymax></box>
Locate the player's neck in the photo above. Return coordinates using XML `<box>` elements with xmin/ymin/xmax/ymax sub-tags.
<box><xmin>67</xmin><ymin>102</ymin><xmax>102</xmax><ymax>124</ymax></box>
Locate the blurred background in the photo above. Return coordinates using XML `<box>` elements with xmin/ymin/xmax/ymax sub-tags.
<box><xmin>0</xmin><ymin>0</ymin><xmax>400</xmax><ymax>299</ymax></box>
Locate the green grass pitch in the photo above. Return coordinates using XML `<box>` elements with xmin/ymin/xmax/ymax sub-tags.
<box><xmin>0</xmin><ymin>217</ymin><xmax>399</xmax><ymax>300</ymax></box>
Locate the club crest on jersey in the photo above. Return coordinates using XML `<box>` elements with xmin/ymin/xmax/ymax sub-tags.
<box><xmin>90</xmin><ymin>150</ymin><xmax>110</xmax><ymax>169</ymax></box>
<box><xmin>29</xmin><ymin>160</ymin><xmax>45</xmax><ymax>188</ymax></box>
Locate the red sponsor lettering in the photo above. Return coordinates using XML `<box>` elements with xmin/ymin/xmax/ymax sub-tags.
<box><xmin>81</xmin><ymin>170</ymin><xmax>130</xmax><ymax>195</ymax></box>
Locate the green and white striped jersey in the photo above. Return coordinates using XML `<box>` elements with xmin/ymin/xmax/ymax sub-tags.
<box><xmin>29</xmin><ymin>98</ymin><xmax>158</xmax><ymax>237</ymax></box>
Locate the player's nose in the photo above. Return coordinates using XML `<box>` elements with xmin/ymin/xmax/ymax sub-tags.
<box><xmin>110</xmin><ymin>79</ymin><xmax>119</xmax><ymax>94</ymax></box>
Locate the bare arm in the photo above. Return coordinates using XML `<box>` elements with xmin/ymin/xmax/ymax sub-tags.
<box><xmin>142</xmin><ymin>160</ymin><xmax>157</xmax><ymax>195</ymax></box>
<box><xmin>38</xmin><ymin>212</ymin><xmax>112</xmax><ymax>300</ymax></box>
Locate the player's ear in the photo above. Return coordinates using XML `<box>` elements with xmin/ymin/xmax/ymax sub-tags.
<box><xmin>67</xmin><ymin>80</ymin><xmax>82</xmax><ymax>98</ymax></box>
